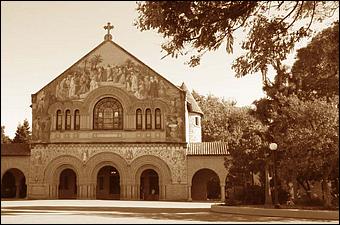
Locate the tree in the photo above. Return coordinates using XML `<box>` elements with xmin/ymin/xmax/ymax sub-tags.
<box><xmin>224</xmin><ymin>107</ymin><xmax>268</xmax><ymax>189</ymax></box>
<box><xmin>90</xmin><ymin>54</ymin><xmax>103</xmax><ymax>69</ymax></box>
<box><xmin>12</xmin><ymin>119</ymin><xmax>31</xmax><ymax>144</ymax></box>
<box><xmin>250</xmin><ymin>23</ymin><xmax>340</xmax><ymax>207</ymax></box>
<box><xmin>1</xmin><ymin>126</ymin><xmax>12</xmax><ymax>144</ymax></box>
<box><xmin>291</xmin><ymin>22</ymin><xmax>339</xmax><ymax>100</ymax></box>
<box><xmin>192</xmin><ymin>91</ymin><xmax>236</xmax><ymax>142</ymax></box>
<box><xmin>270</xmin><ymin>95</ymin><xmax>339</xmax><ymax>207</ymax></box>
<box><xmin>135</xmin><ymin>1</ymin><xmax>338</xmax><ymax>70</ymax></box>
<box><xmin>253</xmin><ymin>22</ymin><xmax>339</xmax><ymax>124</ymax></box>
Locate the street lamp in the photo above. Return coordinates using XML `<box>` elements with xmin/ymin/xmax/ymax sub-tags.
<box><xmin>264</xmin><ymin>151</ymin><xmax>272</xmax><ymax>206</ymax></box>
<box><xmin>269</xmin><ymin>142</ymin><xmax>280</xmax><ymax>208</ymax></box>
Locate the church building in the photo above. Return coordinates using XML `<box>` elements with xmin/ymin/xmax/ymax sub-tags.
<box><xmin>1</xmin><ymin>23</ymin><xmax>229</xmax><ymax>201</ymax></box>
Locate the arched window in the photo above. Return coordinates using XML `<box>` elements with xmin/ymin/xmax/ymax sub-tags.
<box><xmin>145</xmin><ymin>108</ymin><xmax>152</xmax><ymax>130</ymax></box>
<box><xmin>155</xmin><ymin>108</ymin><xmax>161</xmax><ymax>129</ymax></box>
<box><xmin>65</xmin><ymin>110</ymin><xmax>71</xmax><ymax>130</ymax></box>
<box><xmin>56</xmin><ymin>110</ymin><xmax>62</xmax><ymax>130</ymax></box>
<box><xmin>136</xmin><ymin>109</ymin><xmax>142</xmax><ymax>130</ymax></box>
<box><xmin>74</xmin><ymin>110</ymin><xmax>80</xmax><ymax>130</ymax></box>
<box><xmin>93</xmin><ymin>97</ymin><xmax>123</xmax><ymax>130</ymax></box>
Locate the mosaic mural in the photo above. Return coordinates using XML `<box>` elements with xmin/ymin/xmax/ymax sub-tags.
<box><xmin>32</xmin><ymin>42</ymin><xmax>185</xmax><ymax>143</ymax></box>
<box><xmin>55</xmin><ymin>57</ymin><xmax>171</xmax><ymax>101</ymax></box>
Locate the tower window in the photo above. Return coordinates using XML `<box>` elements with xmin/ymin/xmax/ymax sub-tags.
<box><xmin>195</xmin><ymin>117</ymin><xmax>200</xmax><ymax>126</ymax></box>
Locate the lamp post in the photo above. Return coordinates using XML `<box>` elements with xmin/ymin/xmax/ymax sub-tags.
<box><xmin>269</xmin><ymin>142</ymin><xmax>280</xmax><ymax>208</ymax></box>
<box><xmin>264</xmin><ymin>152</ymin><xmax>272</xmax><ymax>206</ymax></box>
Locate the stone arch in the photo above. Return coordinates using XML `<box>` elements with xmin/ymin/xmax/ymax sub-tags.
<box><xmin>43</xmin><ymin>155</ymin><xmax>83</xmax><ymax>199</ymax></box>
<box><xmin>84</xmin><ymin>86</ymin><xmax>132</xmax><ymax>114</ymax></box>
<box><xmin>43</xmin><ymin>155</ymin><xmax>84</xmax><ymax>185</ymax></box>
<box><xmin>130</xmin><ymin>155</ymin><xmax>171</xmax><ymax>200</ymax></box>
<box><xmin>188</xmin><ymin>167</ymin><xmax>225</xmax><ymax>186</ymax></box>
<box><xmin>86</xmin><ymin>152</ymin><xmax>129</xmax><ymax>185</ymax></box>
<box><xmin>85</xmin><ymin>88</ymin><xmax>132</xmax><ymax>130</ymax></box>
<box><xmin>130</xmin><ymin>155</ymin><xmax>171</xmax><ymax>185</ymax></box>
<box><xmin>1</xmin><ymin>168</ymin><xmax>27</xmax><ymax>198</ymax></box>
<box><xmin>1</xmin><ymin>167</ymin><xmax>29</xmax><ymax>182</ymax></box>
<box><xmin>191</xmin><ymin>168</ymin><xmax>220</xmax><ymax>201</ymax></box>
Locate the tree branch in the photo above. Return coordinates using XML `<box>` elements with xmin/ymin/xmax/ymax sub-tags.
<box><xmin>306</xmin><ymin>1</ymin><xmax>316</xmax><ymax>31</ymax></box>
<box><xmin>278</xmin><ymin>1</ymin><xmax>300</xmax><ymax>24</ymax></box>
<box><xmin>285</xmin><ymin>1</ymin><xmax>304</xmax><ymax>31</ymax></box>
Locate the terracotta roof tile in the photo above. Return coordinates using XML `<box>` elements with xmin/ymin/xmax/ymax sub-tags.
<box><xmin>187</xmin><ymin>142</ymin><xmax>229</xmax><ymax>155</ymax></box>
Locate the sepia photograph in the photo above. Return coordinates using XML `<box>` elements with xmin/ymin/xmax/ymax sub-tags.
<box><xmin>1</xmin><ymin>1</ymin><xmax>339</xmax><ymax>224</ymax></box>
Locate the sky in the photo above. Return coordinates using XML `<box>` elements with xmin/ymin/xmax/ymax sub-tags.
<box><xmin>1</xmin><ymin>1</ymin><xmax>338</xmax><ymax>138</ymax></box>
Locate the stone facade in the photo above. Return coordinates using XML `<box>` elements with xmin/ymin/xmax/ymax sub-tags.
<box><xmin>1</xmin><ymin>29</ymin><xmax>229</xmax><ymax>201</ymax></box>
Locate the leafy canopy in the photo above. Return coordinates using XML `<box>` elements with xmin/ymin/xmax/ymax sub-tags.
<box><xmin>135</xmin><ymin>1</ymin><xmax>338</xmax><ymax>71</ymax></box>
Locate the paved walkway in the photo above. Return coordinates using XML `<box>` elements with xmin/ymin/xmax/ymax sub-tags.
<box><xmin>1</xmin><ymin>200</ymin><xmax>338</xmax><ymax>224</ymax></box>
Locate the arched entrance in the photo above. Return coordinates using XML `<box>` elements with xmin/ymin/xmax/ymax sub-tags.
<box><xmin>191</xmin><ymin>169</ymin><xmax>220</xmax><ymax>201</ymax></box>
<box><xmin>58</xmin><ymin>168</ymin><xmax>77</xmax><ymax>199</ymax></box>
<box><xmin>96</xmin><ymin>166</ymin><xmax>120</xmax><ymax>199</ymax></box>
<box><xmin>140</xmin><ymin>169</ymin><xmax>159</xmax><ymax>201</ymax></box>
<box><xmin>1</xmin><ymin>168</ymin><xmax>27</xmax><ymax>198</ymax></box>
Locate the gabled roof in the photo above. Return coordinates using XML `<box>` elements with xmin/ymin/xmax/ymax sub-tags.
<box><xmin>186</xmin><ymin>142</ymin><xmax>229</xmax><ymax>156</ymax></box>
<box><xmin>33</xmin><ymin>40</ymin><xmax>184</xmax><ymax>95</ymax></box>
<box><xmin>1</xmin><ymin>143</ymin><xmax>31</xmax><ymax>156</ymax></box>
<box><xmin>180</xmin><ymin>82</ymin><xmax>204</xmax><ymax>115</ymax></box>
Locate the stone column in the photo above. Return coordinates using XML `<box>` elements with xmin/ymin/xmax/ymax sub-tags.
<box><xmin>188</xmin><ymin>185</ymin><xmax>192</xmax><ymax>201</ymax></box>
<box><xmin>136</xmin><ymin>185</ymin><xmax>140</xmax><ymax>200</ymax></box>
<box><xmin>131</xmin><ymin>185</ymin><xmax>135</xmax><ymax>200</ymax></box>
<box><xmin>220</xmin><ymin>184</ymin><xmax>225</xmax><ymax>202</ymax></box>
<box><xmin>120</xmin><ymin>184</ymin><xmax>125</xmax><ymax>200</ymax></box>
<box><xmin>77</xmin><ymin>184</ymin><xmax>81</xmax><ymax>199</ymax></box>
<box><xmin>88</xmin><ymin>184</ymin><xmax>94</xmax><ymax>199</ymax></box>
<box><xmin>161</xmin><ymin>185</ymin><xmax>166</xmax><ymax>200</ymax></box>
<box><xmin>92</xmin><ymin>183</ymin><xmax>96</xmax><ymax>199</ymax></box>
<box><xmin>54</xmin><ymin>184</ymin><xmax>58</xmax><ymax>199</ymax></box>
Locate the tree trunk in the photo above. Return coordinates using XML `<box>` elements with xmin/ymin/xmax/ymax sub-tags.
<box><xmin>297</xmin><ymin>178</ymin><xmax>311</xmax><ymax>199</ymax></box>
<box><xmin>291</xmin><ymin>172</ymin><xmax>299</xmax><ymax>200</ymax></box>
<box><xmin>321</xmin><ymin>179</ymin><xmax>332</xmax><ymax>207</ymax></box>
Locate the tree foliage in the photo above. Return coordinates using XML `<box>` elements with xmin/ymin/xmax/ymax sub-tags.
<box><xmin>270</xmin><ymin>95</ymin><xmax>339</xmax><ymax>206</ymax></box>
<box><xmin>250</xmin><ymin>23</ymin><xmax>340</xmax><ymax>206</ymax></box>
<box><xmin>12</xmin><ymin>119</ymin><xmax>31</xmax><ymax>144</ymax></box>
<box><xmin>291</xmin><ymin>22</ymin><xmax>339</xmax><ymax>100</ymax></box>
<box><xmin>1</xmin><ymin>126</ymin><xmax>12</xmax><ymax>144</ymax></box>
<box><xmin>135</xmin><ymin>1</ymin><xmax>338</xmax><ymax>70</ymax></box>
<box><xmin>192</xmin><ymin>90</ymin><xmax>236</xmax><ymax>142</ymax></box>
<box><xmin>254</xmin><ymin>22</ymin><xmax>339</xmax><ymax>124</ymax></box>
